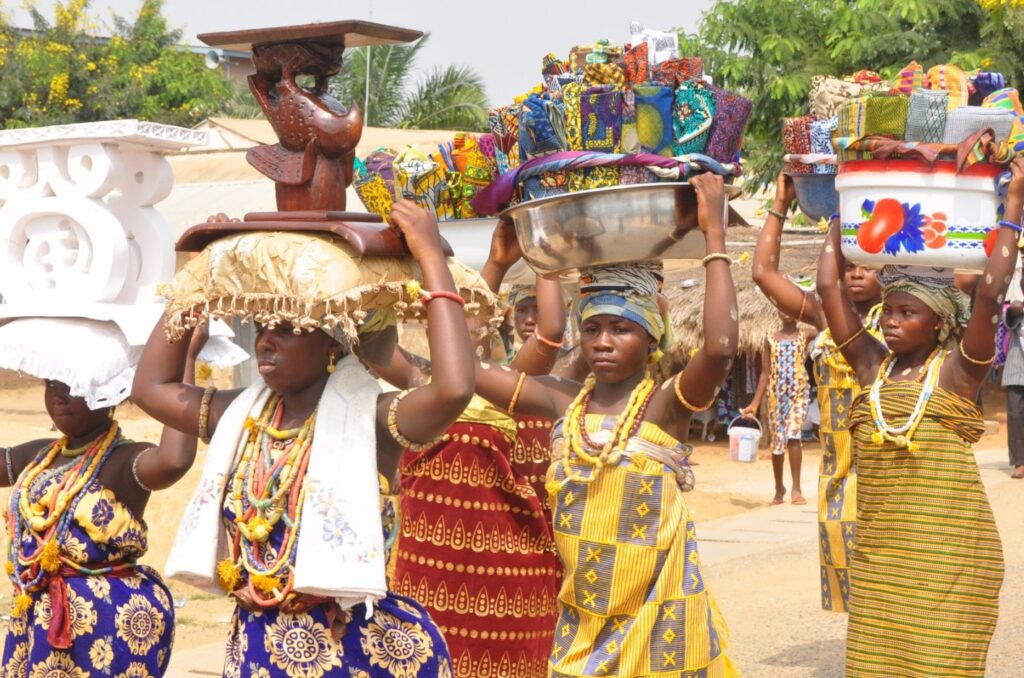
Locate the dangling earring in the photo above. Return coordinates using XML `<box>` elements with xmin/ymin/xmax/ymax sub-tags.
<box><xmin>327</xmin><ymin>353</ymin><xmax>336</xmax><ymax>374</ymax></box>
<box><xmin>108</xmin><ymin>406</ymin><xmax>116</xmax><ymax>419</ymax></box>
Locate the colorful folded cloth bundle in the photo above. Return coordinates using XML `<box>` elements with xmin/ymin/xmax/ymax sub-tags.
<box><xmin>942</xmin><ymin>106</ymin><xmax>1017</xmax><ymax>145</ymax></box>
<box><xmin>810</xmin><ymin>117</ymin><xmax>839</xmax><ymax>174</ymax></box>
<box><xmin>630</xmin><ymin>85</ymin><xmax>675</xmax><ymax>156</ymax></box>
<box><xmin>704</xmin><ymin>84</ymin><xmax>753</xmax><ymax>164</ymax></box>
<box><xmin>926</xmin><ymin>64</ymin><xmax>970</xmax><ymax>110</ymax></box>
<box><xmin>971</xmin><ymin>71</ymin><xmax>1007</xmax><ymax>105</ymax></box>
<box><xmin>983</xmin><ymin>88</ymin><xmax>1024</xmax><ymax>155</ymax></box>
<box><xmin>488</xmin><ymin>105</ymin><xmax>522</xmax><ymax>174</ymax></box>
<box><xmin>673</xmin><ymin>82</ymin><xmax>716</xmax><ymax>155</ymax></box>
<box><xmin>652</xmin><ymin>57</ymin><xmax>704</xmax><ymax>87</ymax></box>
<box><xmin>783</xmin><ymin>115</ymin><xmax>817</xmax><ymax>172</ymax></box>
<box><xmin>905</xmin><ymin>89</ymin><xmax>948</xmax><ymax>143</ymax></box>
<box><xmin>364</xmin><ymin>148</ymin><xmax>398</xmax><ymax>195</ymax></box>
<box><xmin>353</xmin><ymin>173</ymin><xmax>394</xmax><ymax>218</ymax></box>
<box><xmin>583</xmin><ymin>62</ymin><xmax>626</xmax><ymax>87</ymax></box>
<box><xmin>809</xmin><ymin>75</ymin><xmax>886</xmax><ymax>119</ymax></box>
<box><xmin>579</xmin><ymin>85</ymin><xmax>623</xmax><ymax>188</ymax></box>
<box><xmin>568</xmin><ymin>40</ymin><xmax>622</xmax><ymax>71</ymax></box>
<box><xmin>896</xmin><ymin>61</ymin><xmax>925</xmax><ymax>94</ymax></box>
<box><xmin>617</xmin><ymin>43</ymin><xmax>649</xmax><ymax>85</ymax></box>
<box><xmin>393</xmin><ymin>147</ymin><xmax>452</xmax><ymax>220</ymax></box>
<box><xmin>518</xmin><ymin>93</ymin><xmax>568</xmax><ymax>160</ymax></box>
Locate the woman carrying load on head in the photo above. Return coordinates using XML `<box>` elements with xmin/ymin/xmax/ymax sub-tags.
<box><xmin>815</xmin><ymin>159</ymin><xmax>1024</xmax><ymax>676</ymax></box>
<box><xmin>749</xmin><ymin>171</ymin><xmax>882</xmax><ymax>612</ymax></box>
<box><xmin>354</xmin><ymin>219</ymin><xmax>568</xmax><ymax>678</ymax></box>
<box><xmin>0</xmin><ymin>320</ymin><xmax>207</xmax><ymax>678</ymax></box>
<box><xmin>472</xmin><ymin>173</ymin><xmax>740</xmax><ymax>677</ymax></box>
<box><xmin>132</xmin><ymin>200</ymin><xmax>479</xmax><ymax>678</ymax></box>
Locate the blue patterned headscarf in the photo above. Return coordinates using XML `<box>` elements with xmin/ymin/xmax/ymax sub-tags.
<box><xmin>577</xmin><ymin>263</ymin><xmax>672</xmax><ymax>360</ymax></box>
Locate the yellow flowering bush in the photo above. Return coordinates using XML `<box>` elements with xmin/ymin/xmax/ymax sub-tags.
<box><xmin>0</xmin><ymin>0</ymin><xmax>231</xmax><ymax>128</ymax></box>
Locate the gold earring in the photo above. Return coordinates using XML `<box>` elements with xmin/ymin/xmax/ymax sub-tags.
<box><xmin>327</xmin><ymin>353</ymin><xmax>336</xmax><ymax>374</ymax></box>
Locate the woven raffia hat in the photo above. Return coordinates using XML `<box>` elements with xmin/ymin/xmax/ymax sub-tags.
<box><xmin>163</xmin><ymin>231</ymin><xmax>503</xmax><ymax>342</ymax></box>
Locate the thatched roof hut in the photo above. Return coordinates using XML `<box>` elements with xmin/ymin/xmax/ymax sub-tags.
<box><xmin>664</xmin><ymin>229</ymin><xmax>825</xmax><ymax>359</ymax></box>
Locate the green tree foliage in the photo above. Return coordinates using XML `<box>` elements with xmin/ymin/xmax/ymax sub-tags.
<box><xmin>0</xmin><ymin>0</ymin><xmax>231</xmax><ymax>128</ymax></box>
<box><xmin>678</xmin><ymin>0</ymin><xmax>1016</xmax><ymax>189</ymax></box>
<box><xmin>331</xmin><ymin>34</ymin><xmax>490</xmax><ymax>132</ymax></box>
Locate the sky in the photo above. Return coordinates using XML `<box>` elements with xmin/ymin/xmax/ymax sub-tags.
<box><xmin>7</xmin><ymin>0</ymin><xmax>714</xmax><ymax>105</ymax></box>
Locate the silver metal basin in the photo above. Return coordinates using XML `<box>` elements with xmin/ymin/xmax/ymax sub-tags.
<box><xmin>500</xmin><ymin>183</ymin><xmax>737</xmax><ymax>275</ymax></box>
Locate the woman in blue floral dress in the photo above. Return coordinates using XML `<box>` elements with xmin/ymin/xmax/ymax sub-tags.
<box><xmin>0</xmin><ymin>321</ymin><xmax>207</xmax><ymax>678</ymax></box>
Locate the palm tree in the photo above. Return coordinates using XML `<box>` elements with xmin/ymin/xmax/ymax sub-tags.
<box><xmin>330</xmin><ymin>34</ymin><xmax>490</xmax><ymax>132</ymax></box>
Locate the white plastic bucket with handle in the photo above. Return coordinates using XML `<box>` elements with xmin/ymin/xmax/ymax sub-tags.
<box><xmin>727</xmin><ymin>416</ymin><xmax>762</xmax><ymax>463</ymax></box>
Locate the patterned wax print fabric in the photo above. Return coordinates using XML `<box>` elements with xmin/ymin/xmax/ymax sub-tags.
<box><xmin>391</xmin><ymin>399</ymin><xmax>559</xmax><ymax>678</ymax></box>
<box><xmin>632</xmin><ymin>85</ymin><xmax>675</xmax><ymax>156</ymax></box>
<box><xmin>220</xmin><ymin>475</ymin><xmax>453</xmax><ymax>678</ymax></box>
<box><xmin>896</xmin><ymin>61</ymin><xmax>925</xmax><ymax>94</ymax></box>
<box><xmin>846</xmin><ymin>356</ymin><xmax>1004</xmax><ymax>676</ymax></box>
<box><xmin>568</xmin><ymin>41</ymin><xmax>621</xmax><ymax>71</ymax></box>
<box><xmin>547</xmin><ymin>415</ymin><xmax>738</xmax><ymax>676</ymax></box>
<box><xmin>583</xmin><ymin>63</ymin><xmax>625</xmax><ymax>88</ymax></box>
<box><xmin>810</xmin><ymin>117</ymin><xmax>839</xmax><ymax>174</ymax></box>
<box><xmin>354</xmin><ymin>172</ymin><xmax>394</xmax><ymax>219</ymax></box>
<box><xmin>810</xmin><ymin>311</ymin><xmax>881</xmax><ymax>613</ymax></box>
<box><xmin>364</xmin><ymin>149</ymin><xmax>398</xmax><ymax>195</ymax></box>
<box><xmin>926</xmin><ymin>64</ymin><xmax>970</xmax><ymax>110</ymax></box>
<box><xmin>393</xmin><ymin>149</ymin><xmax>452</xmax><ymax>220</ymax></box>
<box><xmin>518</xmin><ymin>93</ymin><xmax>568</xmax><ymax>161</ymax></box>
<box><xmin>488</xmin><ymin>105</ymin><xmax>522</xmax><ymax>175</ymax></box>
<box><xmin>652</xmin><ymin>57</ymin><xmax>704</xmax><ymax>87</ymax></box>
<box><xmin>620</xmin><ymin>88</ymin><xmax>639</xmax><ymax>155</ymax></box>
<box><xmin>766</xmin><ymin>335</ymin><xmax>811</xmax><ymax>455</ymax></box>
<box><xmin>673</xmin><ymin>82</ymin><xmax>716</xmax><ymax>156</ymax></box>
<box><xmin>1</xmin><ymin>460</ymin><xmax>174</xmax><ymax>677</ymax></box>
<box><xmin>617</xmin><ymin>42</ymin><xmax>649</xmax><ymax>84</ymax></box>
<box><xmin>512</xmin><ymin>415</ymin><xmax>557</xmax><ymax>516</ymax></box>
<box><xmin>704</xmin><ymin>85</ymin><xmax>753</xmax><ymax>164</ymax></box>
<box><xmin>578</xmin><ymin>85</ymin><xmax>623</xmax><ymax>188</ymax></box>
<box><xmin>782</xmin><ymin>115</ymin><xmax>816</xmax><ymax>173</ymax></box>
<box><xmin>905</xmin><ymin>89</ymin><xmax>949</xmax><ymax>143</ymax></box>
<box><xmin>942</xmin><ymin>106</ymin><xmax>1017</xmax><ymax>145</ymax></box>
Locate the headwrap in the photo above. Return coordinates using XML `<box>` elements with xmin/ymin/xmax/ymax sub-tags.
<box><xmin>507</xmin><ymin>284</ymin><xmax>537</xmax><ymax>310</ymax></box>
<box><xmin>577</xmin><ymin>263</ymin><xmax>672</xmax><ymax>362</ymax></box>
<box><xmin>878</xmin><ymin>265</ymin><xmax>970</xmax><ymax>345</ymax></box>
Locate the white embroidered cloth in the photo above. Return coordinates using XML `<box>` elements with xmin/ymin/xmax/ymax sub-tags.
<box><xmin>165</xmin><ymin>353</ymin><xmax>387</xmax><ymax>610</ymax></box>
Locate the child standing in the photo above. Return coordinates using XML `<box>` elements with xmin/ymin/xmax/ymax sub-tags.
<box><xmin>743</xmin><ymin>309</ymin><xmax>816</xmax><ymax>504</ymax></box>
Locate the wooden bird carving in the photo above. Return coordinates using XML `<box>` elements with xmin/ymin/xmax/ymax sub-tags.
<box><xmin>246</xmin><ymin>42</ymin><xmax>363</xmax><ymax>211</ymax></box>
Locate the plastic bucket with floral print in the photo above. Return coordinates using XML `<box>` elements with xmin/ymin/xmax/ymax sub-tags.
<box><xmin>836</xmin><ymin>160</ymin><xmax>1004</xmax><ymax>273</ymax></box>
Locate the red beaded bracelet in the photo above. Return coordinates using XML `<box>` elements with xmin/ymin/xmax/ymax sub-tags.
<box><xmin>535</xmin><ymin>332</ymin><xmax>564</xmax><ymax>349</ymax></box>
<box><xmin>422</xmin><ymin>290</ymin><xmax>466</xmax><ymax>307</ymax></box>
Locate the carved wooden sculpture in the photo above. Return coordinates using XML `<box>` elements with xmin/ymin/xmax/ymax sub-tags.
<box><xmin>246</xmin><ymin>41</ymin><xmax>361</xmax><ymax>211</ymax></box>
<box><xmin>179</xmin><ymin>21</ymin><xmax>431</xmax><ymax>255</ymax></box>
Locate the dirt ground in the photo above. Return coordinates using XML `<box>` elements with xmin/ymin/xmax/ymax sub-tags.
<box><xmin>0</xmin><ymin>370</ymin><xmax>1013</xmax><ymax>666</ymax></box>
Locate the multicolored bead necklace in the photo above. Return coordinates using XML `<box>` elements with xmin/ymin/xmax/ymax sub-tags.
<box><xmin>6</xmin><ymin>422</ymin><xmax>121</xmax><ymax>616</ymax></box>
<box><xmin>218</xmin><ymin>395</ymin><xmax>316</xmax><ymax>606</ymax></box>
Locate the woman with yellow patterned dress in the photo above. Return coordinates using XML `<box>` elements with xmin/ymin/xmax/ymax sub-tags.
<box><xmin>356</xmin><ymin>220</ymin><xmax>568</xmax><ymax>677</ymax></box>
<box><xmin>473</xmin><ymin>174</ymin><xmax>740</xmax><ymax>677</ymax></box>
<box><xmin>132</xmin><ymin>201</ymin><xmax>476</xmax><ymax>678</ymax></box>
<box><xmin>0</xmin><ymin>320</ymin><xmax>206</xmax><ymax>678</ymax></box>
<box><xmin>749</xmin><ymin>172</ymin><xmax>882</xmax><ymax>611</ymax></box>
<box><xmin>815</xmin><ymin>159</ymin><xmax>1024</xmax><ymax>676</ymax></box>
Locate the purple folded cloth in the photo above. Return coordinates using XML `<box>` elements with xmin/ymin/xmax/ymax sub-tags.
<box><xmin>470</xmin><ymin>150</ymin><xmax>738</xmax><ymax>215</ymax></box>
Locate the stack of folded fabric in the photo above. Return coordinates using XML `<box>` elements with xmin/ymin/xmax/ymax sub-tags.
<box><xmin>353</xmin><ymin>131</ymin><xmax>500</xmax><ymax>221</ymax></box>
<box><xmin>477</xmin><ymin>25</ymin><xmax>751</xmax><ymax>209</ymax></box>
<box><xmin>784</xmin><ymin>62</ymin><xmax>1021</xmax><ymax>170</ymax></box>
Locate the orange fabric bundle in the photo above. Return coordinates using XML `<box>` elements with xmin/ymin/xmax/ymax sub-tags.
<box><xmin>926</xmin><ymin>64</ymin><xmax>970</xmax><ymax>110</ymax></box>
